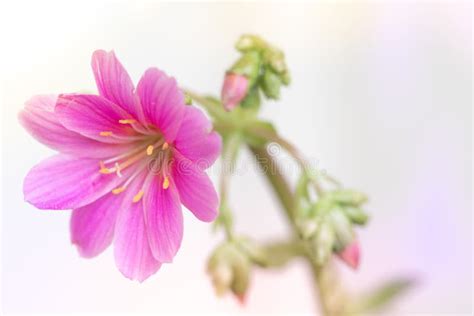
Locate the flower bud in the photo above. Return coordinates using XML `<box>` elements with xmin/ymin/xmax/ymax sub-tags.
<box><xmin>207</xmin><ymin>242</ymin><xmax>251</xmax><ymax>302</ymax></box>
<box><xmin>221</xmin><ymin>73</ymin><xmax>249</xmax><ymax>111</ymax></box>
<box><xmin>329</xmin><ymin>207</ymin><xmax>354</xmax><ymax>251</ymax></box>
<box><xmin>329</xmin><ymin>189</ymin><xmax>368</xmax><ymax>207</ymax></box>
<box><xmin>336</xmin><ymin>239</ymin><xmax>360</xmax><ymax>269</ymax></box>
<box><xmin>313</xmin><ymin>220</ymin><xmax>335</xmax><ymax>266</ymax></box>
<box><xmin>261</xmin><ymin>69</ymin><xmax>282</xmax><ymax>99</ymax></box>
<box><xmin>343</xmin><ymin>206</ymin><xmax>369</xmax><ymax>226</ymax></box>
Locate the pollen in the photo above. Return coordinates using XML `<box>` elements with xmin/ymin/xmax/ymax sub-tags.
<box><xmin>133</xmin><ymin>190</ymin><xmax>144</xmax><ymax>203</ymax></box>
<box><xmin>99</xmin><ymin>131</ymin><xmax>113</xmax><ymax>136</ymax></box>
<box><xmin>112</xmin><ymin>187</ymin><xmax>125</xmax><ymax>195</ymax></box>
<box><xmin>162</xmin><ymin>176</ymin><xmax>170</xmax><ymax>189</ymax></box>
<box><xmin>119</xmin><ymin>119</ymin><xmax>137</xmax><ymax>124</ymax></box>
<box><xmin>99</xmin><ymin>161</ymin><xmax>110</xmax><ymax>174</ymax></box>
<box><xmin>162</xmin><ymin>142</ymin><xmax>169</xmax><ymax>150</ymax></box>
<box><xmin>146</xmin><ymin>145</ymin><xmax>154</xmax><ymax>156</ymax></box>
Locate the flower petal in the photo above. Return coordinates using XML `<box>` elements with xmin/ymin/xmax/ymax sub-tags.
<box><xmin>143</xmin><ymin>173</ymin><xmax>183</xmax><ymax>263</ymax></box>
<box><xmin>24</xmin><ymin>154</ymin><xmax>128</xmax><ymax>210</ymax></box>
<box><xmin>174</xmin><ymin>106</ymin><xmax>222</xmax><ymax>169</ymax></box>
<box><xmin>136</xmin><ymin>68</ymin><xmax>185</xmax><ymax>142</ymax></box>
<box><xmin>55</xmin><ymin>94</ymin><xmax>138</xmax><ymax>143</ymax></box>
<box><xmin>70</xmin><ymin>192</ymin><xmax>123</xmax><ymax>258</ymax></box>
<box><xmin>19</xmin><ymin>95</ymin><xmax>130</xmax><ymax>158</ymax></box>
<box><xmin>172</xmin><ymin>153</ymin><xmax>219</xmax><ymax>222</ymax></box>
<box><xmin>114</xmin><ymin>173</ymin><xmax>161</xmax><ymax>282</ymax></box>
<box><xmin>91</xmin><ymin>50</ymin><xmax>141</xmax><ymax>118</ymax></box>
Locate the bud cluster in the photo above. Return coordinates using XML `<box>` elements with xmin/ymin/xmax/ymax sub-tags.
<box><xmin>207</xmin><ymin>237</ymin><xmax>267</xmax><ymax>303</ymax></box>
<box><xmin>221</xmin><ymin>34</ymin><xmax>290</xmax><ymax>111</ymax></box>
<box><xmin>296</xmin><ymin>188</ymin><xmax>369</xmax><ymax>268</ymax></box>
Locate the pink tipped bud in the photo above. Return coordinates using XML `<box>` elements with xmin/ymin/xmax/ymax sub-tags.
<box><xmin>235</xmin><ymin>292</ymin><xmax>247</xmax><ymax>305</ymax></box>
<box><xmin>221</xmin><ymin>73</ymin><xmax>249</xmax><ymax>111</ymax></box>
<box><xmin>337</xmin><ymin>240</ymin><xmax>360</xmax><ymax>269</ymax></box>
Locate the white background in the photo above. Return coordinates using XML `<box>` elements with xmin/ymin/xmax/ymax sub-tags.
<box><xmin>1</xmin><ymin>1</ymin><xmax>472</xmax><ymax>314</ymax></box>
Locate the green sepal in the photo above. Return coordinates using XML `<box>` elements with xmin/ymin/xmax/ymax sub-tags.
<box><xmin>343</xmin><ymin>206</ymin><xmax>369</xmax><ymax>226</ymax></box>
<box><xmin>261</xmin><ymin>69</ymin><xmax>282</xmax><ymax>99</ymax></box>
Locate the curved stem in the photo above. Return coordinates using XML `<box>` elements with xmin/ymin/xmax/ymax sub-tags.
<box><xmin>247</xmin><ymin>125</ymin><xmax>342</xmax><ymax>194</ymax></box>
<box><xmin>250</xmin><ymin>145</ymin><xmax>333</xmax><ymax>316</ymax></box>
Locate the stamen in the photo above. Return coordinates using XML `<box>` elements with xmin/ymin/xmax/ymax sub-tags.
<box><xmin>146</xmin><ymin>145</ymin><xmax>154</xmax><ymax>156</ymax></box>
<box><xmin>162</xmin><ymin>142</ymin><xmax>169</xmax><ymax>150</ymax></box>
<box><xmin>99</xmin><ymin>131</ymin><xmax>113</xmax><ymax>137</ymax></box>
<box><xmin>112</xmin><ymin>187</ymin><xmax>125</xmax><ymax>195</ymax></box>
<box><xmin>119</xmin><ymin>119</ymin><xmax>137</xmax><ymax>124</ymax></box>
<box><xmin>133</xmin><ymin>190</ymin><xmax>144</xmax><ymax>203</ymax></box>
<box><xmin>162</xmin><ymin>176</ymin><xmax>170</xmax><ymax>189</ymax></box>
<box><xmin>115</xmin><ymin>162</ymin><xmax>123</xmax><ymax>177</ymax></box>
<box><xmin>99</xmin><ymin>161</ymin><xmax>111</xmax><ymax>174</ymax></box>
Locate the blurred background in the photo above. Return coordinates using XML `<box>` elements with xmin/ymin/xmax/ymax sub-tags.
<box><xmin>1</xmin><ymin>1</ymin><xmax>471</xmax><ymax>314</ymax></box>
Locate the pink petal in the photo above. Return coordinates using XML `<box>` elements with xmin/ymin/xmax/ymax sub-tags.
<box><xmin>172</xmin><ymin>153</ymin><xmax>219</xmax><ymax>222</ymax></box>
<box><xmin>24</xmin><ymin>154</ymin><xmax>128</xmax><ymax>210</ymax></box>
<box><xmin>174</xmin><ymin>106</ymin><xmax>222</xmax><ymax>169</ymax></box>
<box><xmin>55</xmin><ymin>94</ymin><xmax>138</xmax><ymax>143</ymax></box>
<box><xmin>136</xmin><ymin>68</ymin><xmax>185</xmax><ymax>142</ymax></box>
<box><xmin>143</xmin><ymin>173</ymin><xmax>183</xmax><ymax>263</ymax></box>
<box><xmin>337</xmin><ymin>240</ymin><xmax>360</xmax><ymax>270</ymax></box>
<box><xmin>91</xmin><ymin>50</ymin><xmax>141</xmax><ymax>119</ymax></box>
<box><xmin>19</xmin><ymin>95</ymin><xmax>130</xmax><ymax>158</ymax></box>
<box><xmin>114</xmin><ymin>173</ymin><xmax>161</xmax><ymax>282</ymax></box>
<box><xmin>70</xmin><ymin>192</ymin><xmax>123</xmax><ymax>258</ymax></box>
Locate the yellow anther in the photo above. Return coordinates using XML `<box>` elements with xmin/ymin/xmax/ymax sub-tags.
<box><xmin>146</xmin><ymin>145</ymin><xmax>154</xmax><ymax>156</ymax></box>
<box><xmin>162</xmin><ymin>176</ymin><xmax>170</xmax><ymax>189</ymax></box>
<box><xmin>162</xmin><ymin>142</ymin><xmax>169</xmax><ymax>150</ymax></box>
<box><xmin>133</xmin><ymin>190</ymin><xmax>144</xmax><ymax>203</ymax></box>
<box><xmin>99</xmin><ymin>131</ymin><xmax>113</xmax><ymax>137</ymax></box>
<box><xmin>99</xmin><ymin>161</ymin><xmax>110</xmax><ymax>174</ymax></box>
<box><xmin>112</xmin><ymin>187</ymin><xmax>125</xmax><ymax>195</ymax></box>
<box><xmin>119</xmin><ymin>119</ymin><xmax>137</xmax><ymax>124</ymax></box>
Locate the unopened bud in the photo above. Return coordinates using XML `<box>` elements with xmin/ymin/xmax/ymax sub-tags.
<box><xmin>207</xmin><ymin>242</ymin><xmax>251</xmax><ymax>302</ymax></box>
<box><xmin>337</xmin><ymin>239</ymin><xmax>360</xmax><ymax>269</ymax></box>
<box><xmin>313</xmin><ymin>220</ymin><xmax>335</xmax><ymax>266</ymax></box>
<box><xmin>329</xmin><ymin>207</ymin><xmax>354</xmax><ymax>251</ymax></box>
<box><xmin>330</xmin><ymin>189</ymin><xmax>368</xmax><ymax>207</ymax></box>
<box><xmin>343</xmin><ymin>206</ymin><xmax>369</xmax><ymax>225</ymax></box>
<box><xmin>221</xmin><ymin>73</ymin><xmax>249</xmax><ymax>111</ymax></box>
<box><xmin>261</xmin><ymin>69</ymin><xmax>282</xmax><ymax>99</ymax></box>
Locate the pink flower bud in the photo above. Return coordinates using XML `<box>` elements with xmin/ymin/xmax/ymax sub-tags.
<box><xmin>337</xmin><ymin>240</ymin><xmax>360</xmax><ymax>269</ymax></box>
<box><xmin>221</xmin><ymin>73</ymin><xmax>249</xmax><ymax>111</ymax></box>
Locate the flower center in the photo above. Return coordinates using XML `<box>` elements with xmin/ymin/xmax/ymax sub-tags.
<box><xmin>98</xmin><ymin>119</ymin><xmax>173</xmax><ymax>202</ymax></box>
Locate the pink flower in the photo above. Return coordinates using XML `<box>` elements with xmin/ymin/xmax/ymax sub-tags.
<box><xmin>337</xmin><ymin>240</ymin><xmax>360</xmax><ymax>270</ymax></box>
<box><xmin>19</xmin><ymin>50</ymin><xmax>222</xmax><ymax>281</ymax></box>
<box><xmin>221</xmin><ymin>73</ymin><xmax>249</xmax><ymax>111</ymax></box>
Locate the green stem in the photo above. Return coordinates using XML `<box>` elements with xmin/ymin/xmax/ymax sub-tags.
<box><xmin>250</xmin><ymin>145</ymin><xmax>333</xmax><ymax>316</ymax></box>
<box><xmin>218</xmin><ymin>133</ymin><xmax>242</xmax><ymax>240</ymax></box>
<box><xmin>248</xmin><ymin>125</ymin><xmax>341</xmax><ymax>194</ymax></box>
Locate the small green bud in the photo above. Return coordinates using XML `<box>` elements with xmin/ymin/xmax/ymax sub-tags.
<box><xmin>280</xmin><ymin>71</ymin><xmax>291</xmax><ymax>85</ymax></box>
<box><xmin>313</xmin><ymin>220</ymin><xmax>335</xmax><ymax>266</ymax></box>
<box><xmin>329</xmin><ymin>207</ymin><xmax>354</xmax><ymax>251</ymax></box>
<box><xmin>296</xmin><ymin>216</ymin><xmax>319</xmax><ymax>240</ymax></box>
<box><xmin>235</xmin><ymin>34</ymin><xmax>267</xmax><ymax>52</ymax></box>
<box><xmin>261</xmin><ymin>69</ymin><xmax>282</xmax><ymax>99</ymax></box>
<box><xmin>263</xmin><ymin>48</ymin><xmax>287</xmax><ymax>74</ymax></box>
<box><xmin>330</xmin><ymin>189</ymin><xmax>368</xmax><ymax>207</ymax></box>
<box><xmin>207</xmin><ymin>242</ymin><xmax>252</xmax><ymax>301</ymax></box>
<box><xmin>343</xmin><ymin>206</ymin><xmax>369</xmax><ymax>226</ymax></box>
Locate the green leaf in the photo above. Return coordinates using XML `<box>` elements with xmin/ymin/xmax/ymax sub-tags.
<box><xmin>347</xmin><ymin>278</ymin><xmax>416</xmax><ymax>314</ymax></box>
